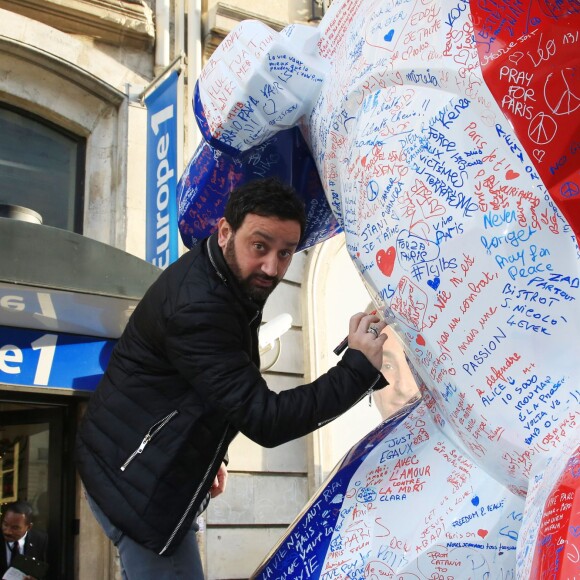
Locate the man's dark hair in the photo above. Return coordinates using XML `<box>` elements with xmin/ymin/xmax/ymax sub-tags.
<box><xmin>2</xmin><ymin>500</ymin><xmax>34</xmax><ymax>525</ymax></box>
<box><xmin>223</xmin><ymin>178</ymin><xmax>306</xmax><ymax>237</ymax></box>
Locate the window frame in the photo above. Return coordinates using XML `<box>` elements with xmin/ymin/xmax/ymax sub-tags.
<box><xmin>0</xmin><ymin>102</ymin><xmax>86</xmax><ymax>234</ymax></box>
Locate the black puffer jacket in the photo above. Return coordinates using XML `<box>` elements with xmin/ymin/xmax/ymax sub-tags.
<box><xmin>75</xmin><ymin>233</ymin><xmax>387</xmax><ymax>555</ymax></box>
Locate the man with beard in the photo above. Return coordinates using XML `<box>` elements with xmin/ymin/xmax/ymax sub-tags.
<box><xmin>75</xmin><ymin>178</ymin><xmax>388</xmax><ymax>579</ymax></box>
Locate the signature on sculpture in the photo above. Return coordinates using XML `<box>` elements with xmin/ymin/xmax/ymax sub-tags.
<box><xmin>178</xmin><ymin>0</ymin><xmax>580</xmax><ymax>577</ymax></box>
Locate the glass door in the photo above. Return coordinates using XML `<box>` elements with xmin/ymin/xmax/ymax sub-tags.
<box><xmin>0</xmin><ymin>395</ymin><xmax>78</xmax><ymax>579</ymax></box>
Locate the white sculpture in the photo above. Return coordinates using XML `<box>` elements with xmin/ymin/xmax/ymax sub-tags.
<box><xmin>178</xmin><ymin>1</ymin><xmax>580</xmax><ymax>577</ymax></box>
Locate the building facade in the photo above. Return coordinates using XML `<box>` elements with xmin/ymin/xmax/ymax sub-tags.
<box><xmin>0</xmin><ymin>1</ymin><xmax>381</xmax><ymax>578</ymax></box>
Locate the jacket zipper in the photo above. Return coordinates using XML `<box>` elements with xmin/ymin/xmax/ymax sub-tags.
<box><xmin>317</xmin><ymin>374</ymin><xmax>383</xmax><ymax>428</ymax></box>
<box><xmin>120</xmin><ymin>410</ymin><xmax>179</xmax><ymax>471</ymax></box>
<box><xmin>250</xmin><ymin>310</ymin><xmax>261</xmax><ymax>325</ymax></box>
<box><xmin>159</xmin><ymin>426</ymin><xmax>230</xmax><ymax>555</ymax></box>
<box><xmin>207</xmin><ymin>239</ymin><xmax>227</xmax><ymax>284</ymax></box>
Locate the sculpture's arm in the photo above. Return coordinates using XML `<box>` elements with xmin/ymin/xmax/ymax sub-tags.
<box><xmin>196</xmin><ymin>20</ymin><xmax>329</xmax><ymax>154</ymax></box>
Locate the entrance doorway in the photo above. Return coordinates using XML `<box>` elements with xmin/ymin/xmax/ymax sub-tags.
<box><xmin>0</xmin><ymin>390</ymin><xmax>79</xmax><ymax>579</ymax></box>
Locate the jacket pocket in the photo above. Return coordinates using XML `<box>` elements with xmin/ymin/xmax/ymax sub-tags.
<box><xmin>120</xmin><ymin>410</ymin><xmax>179</xmax><ymax>471</ymax></box>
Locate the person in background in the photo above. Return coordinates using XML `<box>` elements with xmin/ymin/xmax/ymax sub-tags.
<box><xmin>75</xmin><ymin>177</ymin><xmax>389</xmax><ymax>579</ymax></box>
<box><xmin>1</xmin><ymin>501</ymin><xmax>48</xmax><ymax>580</ymax></box>
<box><xmin>374</xmin><ymin>326</ymin><xmax>421</xmax><ymax>421</ymax></box>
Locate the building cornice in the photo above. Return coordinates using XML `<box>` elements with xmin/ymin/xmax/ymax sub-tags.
<box><xmin>0</xmin><ymin>35</ymin><xmax>127</xmax><ymax>105</ymax></box>
<box><xmin>0</xmin><ymin>0</ymin><xmax>154</xmax><ymax>50</ymax></box>
<box><xmin>204</xmin><ymin>2</ymin><xmax>287</xmax><ymax>61</ymax></box>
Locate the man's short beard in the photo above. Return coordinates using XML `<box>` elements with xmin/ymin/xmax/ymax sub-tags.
<box><xmin>224</xmin><ymin>237</ymin><xmax>279</xmax><ymax>304</ymax></box>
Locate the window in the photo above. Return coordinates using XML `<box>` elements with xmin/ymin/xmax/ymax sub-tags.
<box><xmin>0</xmin><ymin>104</ymin><xmax>85</xmax><ymax>233</ymax></box>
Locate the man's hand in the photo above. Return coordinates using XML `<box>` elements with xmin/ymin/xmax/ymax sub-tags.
<box><xmin>210</xmin><ymin>462</ymin><xmax>228</xmax><ymax>498</ymax></box>
<box><xmin>347</xmin><ymin>312</ymin><xmax>388</xmax><ymax>370</ymax></box>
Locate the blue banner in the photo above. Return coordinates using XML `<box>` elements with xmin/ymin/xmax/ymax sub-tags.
<box><xmin>0</xmin><ymin>326</ymin><xmax>115</xmax><ymax>391</ymax></box>
<box><xmin>145</xmin><ymin>70</ymin><xmax>180</xmax><ymax>268</ymax></box>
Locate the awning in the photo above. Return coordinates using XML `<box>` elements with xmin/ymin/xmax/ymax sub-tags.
<box><xmin>0</xmin><ymin>217</ymin><xmax>161</xmax><ymax>392</ymax></box>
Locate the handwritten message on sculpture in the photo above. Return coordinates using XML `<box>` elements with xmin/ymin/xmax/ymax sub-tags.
<box><xmin>472</xmin><ymin>0</ymin><xmax>580</xmax><ymax>238</ymax></box>
<box><xmin>181</xmin><ymin>0</ymin><xmax>580</xmax><ymax>577</ymax></box>
<box><xmin>256</xmin><ymin>402</ymin><xmax>525</xmax><ymax>579</ymax></box>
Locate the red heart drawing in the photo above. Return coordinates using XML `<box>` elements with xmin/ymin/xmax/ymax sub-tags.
<box><xmin>376</xmin><ymin>247</ymin><xmax>396</xmax><ymax>276</ymax></box>
<box><xmin>416</xmin><ymin>334</ymin><xmax>425</xmax><ymax>346</ymax></box>
<box><xmin>477</xmin><ymin>529</ymin><xmax>488</xmax><ymax>539</ymax></box>
<box><xmin>506</xmin><ymin>169</ymin><xmax>520</xmax><ymax>180</ymax></box>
